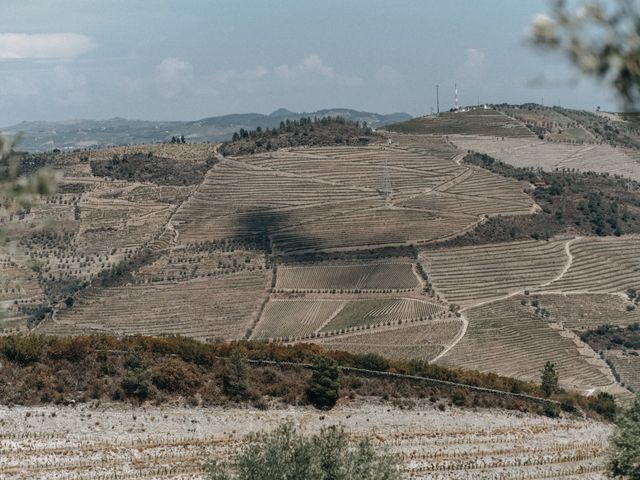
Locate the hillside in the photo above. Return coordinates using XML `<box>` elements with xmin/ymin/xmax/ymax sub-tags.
<box><xmin>3</xmin><ymin>107</ymin><xmax>640</xmax><ymax>402</ymax></box>
<box><xmin>4</xmin><ymin>104</ymin><xmax>640</xmax><ymax>479</ymax></box>
<box><xmin>0</xmin><ymin>108</ymin><xmax>411</xmax><ymax>152</ymax></box>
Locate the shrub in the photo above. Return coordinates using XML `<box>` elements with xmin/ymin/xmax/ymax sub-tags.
<box><xmin>543</xmin><ymin>401</ymin><xmax>560</xmax><ymax>418</ymax></box>
<box><xmin>352</xmin><ymin>353</ymin><xmax>389</xmax><ymax>372</ymax></box>
<box><xmin>121</xmin><ymin>371</ymin><xmax>152</xmax><ymax>401</ymax></box>
<box><xmin>590</xmin><ymin>391</ymin><xmax>617</xmax><ymax>421</ymax></box>
<box><xmin>151</xmin><ymin>357</ymin><xmax>200</xmax><ymax>393</ymax></box>
<box><xmin>307</xmin><ymin>356</ymin><xmax>340</xmax><ymax>410</ymax></box>
<box><xmin>451</xmin><ymin>389</ymin><xmax>468</xmax><ymax>407</ymax></box>
<box><xmin>204</xmin><ymin>423</ymin><xmax>400</xmax><ymax>480</ymax></box>
<box><xmin>123</xmin><ymin>348</ymin><xmax>147</xmax><ymax>371</ymax></box>
<box><xmin>0</xmin><ymin>336</ymin><xmax>47</xmax><ymax>365</ymax></box>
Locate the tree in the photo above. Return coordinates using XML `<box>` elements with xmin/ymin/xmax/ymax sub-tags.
<box><xmin>223</xmin><ymin>352</ymin><xmax>249</xmax><ymax>399</ymax></box>
<box><xmin>307</xmin><ymin>356</ymin><xmax>340</xmax><ymax>409</ymax></box>
<box><xmin>541</xmin><ymin>361</ymin><xmax>559</xmax><ymax>397</ymax></box>
<box><xmin>205</xmin><ymin>423</ymin><xmax>400</xmax><ymax>480</ymax></box>
<box><xmin>608</xmin><ymin>395</ymin><xmax>640</xmax><ymax>479</ymax></box>
<box><xmin>530</xmin><ymin>0</ymin><xmax>640</xmax><ymax>109</ymax></box>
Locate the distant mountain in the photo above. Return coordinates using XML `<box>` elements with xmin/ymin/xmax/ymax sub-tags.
<box><xmin>0</xmin><ymin>108</ymin><xmax>412</xmax><ymax>152</ymax></box>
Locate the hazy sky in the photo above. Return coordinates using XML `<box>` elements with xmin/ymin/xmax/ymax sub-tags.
<box><xmin>0</xmin><ymin>0</ymin><xmax>617</xmax><ymax>125</ymax></box>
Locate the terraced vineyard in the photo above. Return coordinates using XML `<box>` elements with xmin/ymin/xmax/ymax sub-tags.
<box><xmin>384</xmin><ymin>109</ymin><xmax>534</xmax><ymax>137</ymax></box>
<box><xmin>319</xmin><ymin>298</ymin><xmax>446</xmax><ymax>333</ymax></box>
<box><xmin>42</xmin><ymin>272</ymin><xmax>270</xmax><ymax>341</ymax></box>
<box><xmin>499</xmin><ymin>105</ymin><xmax>598</xmax><ymax>143</ymax></box>
<box><xmin>420</xmin><ymin>239</ymin><xmax>569</xmax><ymax>306</ymax></box>
<box><xmin>544</xmin><ymin>237</ymin><xmax>640</xmax><ymax>293</ymax></box>
<box><xmin>252</xmin><ymin>299</ymin><xmax>346</xmax><ymax>340</ymax></box>
<box><xmin>275</xmin><ymin>262</ymin><xmax>419</xmax><ymax>292</ymax></box>
<box><xmin>317</xmin><ymin>320</ymin><xmax>462</xmax><ymax>361</ymax></box>
<box><xmin>172</xmin><ymin>142</ymin><xmax>534</xmax><ymax>252</ymax></box>
<box><xmin>604</xmin><ymin>350</ymin><xmax>640</xmax><ymax>392</ymax></box>
<box><xmin>0</xmin><ymin>402</ymin><xmax>612</xmax><ymax>480</ymax></box>
<box><xmin>5</xmin><ymin>111</ymin><xmax>640</xmax><ymax>408</ymax></box>
<box><xmin>530</xmin><ymin>293</ymin><xmax>640</xmax><ymax>331</ymax></box>
<box><xmin>438</xmin><ymin>298</ymin><xmax>614</xmax><ymax>392</ymax></box>
<box><xmin>450</xmin><ymin>135</ymin><xmax>640</xmax><ymax>181</ymax></box>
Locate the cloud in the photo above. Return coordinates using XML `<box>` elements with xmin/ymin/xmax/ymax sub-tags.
<box><xmin>273</xmin><ymin>55</ymin><xmax>335</xmax><ymax>79</ymax></box>
<box><xmin>0</xmin><ymin>65</ymin><xmax>89</xmax><ymax>107</ymax></box>
<box><xmin>457</xmin><ymin>48</ymin><xmax>486</xmax><ymax>84</ymax></box>
<box><xmin>0</xmin><ymin>33</ymin><xmax>95</xmax><ymax>60</ymax></box>
<box><xmin>116</xmin><ymin>76</ymin><xmax>144</xmax><ymax>95</ymax></box>
<box><xmin>185</xmin><ymin>55</ymin><xmax>361</xmax><ymax>97</ymax></box>
<box><xmin>155</xmin><ymin>57</ymin><xmax>194</xmax><ymax>98</ymax></box>
<box><xmin>51</xmin><ymin>65</ymin><xmax>88</xmax><ymax>105</ymax></box>
<box><xmin>464</xmin><ymin>48</ymin><xmax>485</xmax><ymax>69</ymax></box>
<box><xmin>375</xmin><ymin>65</ymin><xmax>402</xmax><ymax>85</ymax></box>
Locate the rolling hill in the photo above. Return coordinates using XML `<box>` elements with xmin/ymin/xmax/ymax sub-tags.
<box><xmin>0</xmin><ymin>108</ymin><xmax>411</xmax><ymax>152</ymax></box>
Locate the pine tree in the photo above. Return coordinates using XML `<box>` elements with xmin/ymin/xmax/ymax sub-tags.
<box><xmin>223</xmin><ymin>352</ymin><xmax>249</xmax><ymax>399</ymax></box>
<box><xmin>307</xmin><ymin>356</ymin><xmax>340</xmax><ymax>410</ymax></box>
<box><xmin>541</xmin><ymin>361</ymin><xmax>559</xmax><ymax>397</ymax></box>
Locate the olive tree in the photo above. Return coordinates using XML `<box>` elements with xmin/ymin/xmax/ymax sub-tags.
<box><xmin>608</xmin><ymin>395</ymin><xmax>640</xmax><ymax>479</ymax></box>
<box><xmin>0</xmin><ymin>136</ymin><xmax>57</xmax><ymax>222</ymax></box>
<box><xmin>205</xmin><ymin>423</ymin><xmax>400</xmax><ymax>480</ymax></box>
<box><xmin>530</xmin><ymin>0</ymin><xmax>640</xmax><ymax>109</ymax></box>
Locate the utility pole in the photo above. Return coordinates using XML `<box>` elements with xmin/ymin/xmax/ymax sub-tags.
<box><xmin>436</xmin><ymin>84</ymin><xmax>440</xmax><ymax>115</ymax></box>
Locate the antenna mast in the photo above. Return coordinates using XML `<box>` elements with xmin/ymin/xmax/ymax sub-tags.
<box><xmin>455</xmin><ymin>83</ymin><xmax>459</xmax><ymax>110</ymax></box>
<box><xmin>436</xmin><ymin>84</ymin><xmax>440</xmax><ymax>115</ymax></box>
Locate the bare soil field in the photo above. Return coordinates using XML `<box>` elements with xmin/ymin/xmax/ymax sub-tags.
<box><xmin>1</xmin><ymin>400</ymin><xmax>611</xmax><ymax>480</ymax></box>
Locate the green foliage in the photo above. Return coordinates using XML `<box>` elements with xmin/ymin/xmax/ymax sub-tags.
<box><xmin>90</xmin><ymin>152</ymin><xmax>206</xmax><ymax>186</ymax></box>
<box><xmin>608</xmin><ymin>395</ymin><xmax>640</xmax><ymax>479</ymax></box>
<box><xmin>590</xmin><ymin>392</ymin><xmax>618</xmax><ymax>421</ymax></box>
<box><xmin>204</xmin><ymin>423</ymin><xmax>400</xmax><ymax>480</ymax></box>
<box><xmin>220</xmin><ymin>116</ymin><xmax>376</xmax><ymax>156</ymax></box>
<box><xmin>120</xmin><ymin>371</ymin><xmax>152</xmax><ymax>400</ymax></box>
<box><xmin>543</xmin><ymin>401</ymin><xmax>561</xmax><ymax>418</ymax></box>
<box><xmin>541</xmin><ymin>361</ymin><xmax>559</xmax><ymax>398</ymax></box>
<box><xmin>351</xmin><ymin>353</ymin><xmax>389</xmax><ymax>372</ymax></box>
<box><xmin>0</xmin><ymin>136</ymin><xmax>57</xmax><ymax>217</ymax></box>
<box><xmin>307</xmin><ymin>356</ymin><xmax>340</xmax><ymax>410</ymax></box>
<box><xmin>531</xmin><ymin>0</ymin><xmax>640</xmax><ymax>110</ymax></box>
<box><xmin>443</xmin><ymin>152</ymin><xmax>640</xmax><ymax>247</ymax></box>
<box><xmin>223</xmin><ymin>352</ymin><xmax>249</xmax><ymax>398</ymax></box>
<box><xmin>0</xmin><ymin>335</ymin><xmax>47</xmax><ymax>365</ymax></box>
<box><xmin>581</xmin><ymin>323</ymin><xmax>640</xmax><ymax>351</ymax></box>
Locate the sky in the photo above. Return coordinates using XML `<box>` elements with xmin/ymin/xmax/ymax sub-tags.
<box><xmin>0</xmin><ymin>0</ymin><xmax>618</xmax><ymax>126</ymax></box>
